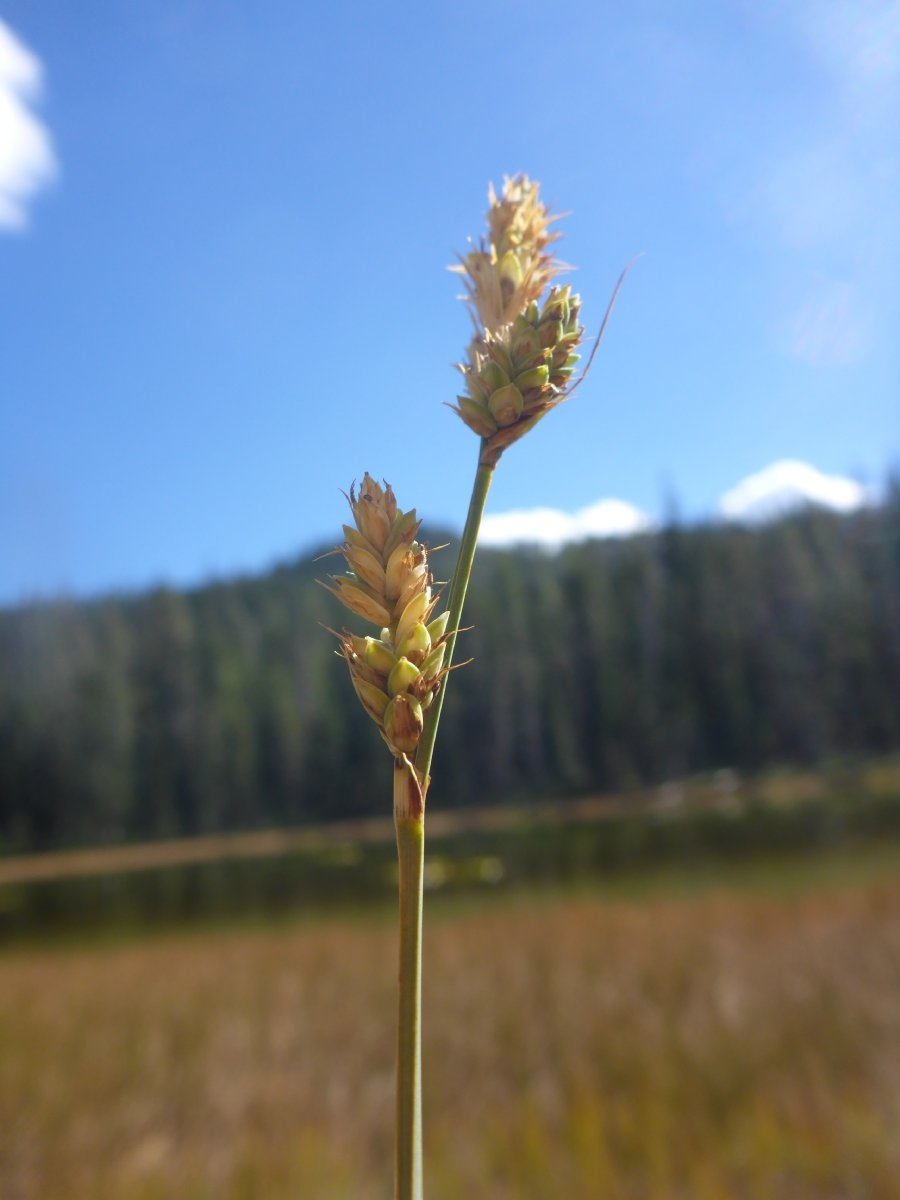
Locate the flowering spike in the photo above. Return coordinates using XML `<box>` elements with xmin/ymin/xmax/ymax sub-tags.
<box><xmin>322</xmin><ymin>476</ymin><xmax>452</xmax><ymax>761</ymax></box>
<box><xmin>450</xmin><ymin>175</ymin><xmax>586</xmax><ymax>460</ymax></box>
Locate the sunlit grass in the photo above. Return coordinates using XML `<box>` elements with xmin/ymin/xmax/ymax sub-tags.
<box><xmin>1</xmin><ymin>843</ymin><xmax>899</xmax><ymax>1199</ymax></box>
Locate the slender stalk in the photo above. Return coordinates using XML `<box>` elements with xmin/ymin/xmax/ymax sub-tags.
<box><xmin>395</xmin><ymin>800</ymin><xmax>425</xmax><ymax>1200</ymax></box>
<box><xmin>393</xmin><ymin>447</ymin><xmax>492</xmax><ymax>1199</ymax></box>
<box><xmin>416</xmin><ymin>447</ymin><xmax>495</xmax><ymax>785</ymax></box>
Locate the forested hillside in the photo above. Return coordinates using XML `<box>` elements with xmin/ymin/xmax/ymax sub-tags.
<box><xmin>1</xmin><ymin>490</ymin><xmax>898</xmax><ymax>853</ymax></box>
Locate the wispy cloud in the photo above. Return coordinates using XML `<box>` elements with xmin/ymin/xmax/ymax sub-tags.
<box><xmin>730</xmin><ymin>2</ymin><xmax>900</xmax><ymax>365</ymax></box>
<box><xmin>479</xmin><ymin>499</ymin><xmax>653</xmax><ymax>549</ymax></box>
<box><xmin>802</xmin><ymin>0</ymin><xmax>900</xmax><ymax>122</ymax></box>
<box><xmin>777</xmin><ymin>277</ymin><xmax>874</xmax><ymax>367</ymax></box>
<box><xmin>0</xmin><ymin>19</ymin><xmax>57</xmax><ymax>231</ymax></box>
<box><xmin>718</xmin><ymin>459</ymin><xmax>871</xmax><ymax>522</ymax></box>
<box><xmin>757</xmin><ymin>1</ymin><xmax>900</xmax><ymax>242</ymax></box>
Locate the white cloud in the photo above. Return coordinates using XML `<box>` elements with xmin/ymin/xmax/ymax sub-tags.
<box><xmin>719</xmin><ymin>459</ymin><xmax>871</xmax><ymax>523</ymax></box>
<box><xmin>465</xmin><ymin>461</ymin><xmax>873</xmax><ymax>550</ymax></box>
<box><xmin>0</xmin><ymin>19</ymin><xmax>57</xmax><ymax>231</ymax></box>
<box><xmin>479</xmin><ymin>499</ymin><xmax>653</xmax><ymax>549</ymax></box>
<box><xmin>754</xmin><ymin>143</ymin><xmax>864</xmax><ymax>251</ymax></box>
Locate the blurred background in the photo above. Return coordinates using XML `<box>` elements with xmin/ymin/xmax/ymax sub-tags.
<box><xmin>1</xmin><ymin>3</ymin><xmax>899</xmax><ymax>1198</ymax></box>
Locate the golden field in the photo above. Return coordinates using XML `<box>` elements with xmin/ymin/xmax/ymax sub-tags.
<box><xmin>1</xmin><ymin>847</ymin><xmax>899</xmax><ymax>1199</ymax></box>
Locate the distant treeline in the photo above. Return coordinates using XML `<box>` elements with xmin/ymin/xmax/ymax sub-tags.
<box><xmin>1</xmin><ymin>488</ymin><xmax>899</xmax><ymax>853</ymax></box>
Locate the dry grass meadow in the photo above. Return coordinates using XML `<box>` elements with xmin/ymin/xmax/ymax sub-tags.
<box><xmin>1</xmin><ymin>842</ymin><xmax>899</xmax><ymax>1200</ymax></box>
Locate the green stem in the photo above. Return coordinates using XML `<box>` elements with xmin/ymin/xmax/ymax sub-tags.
<box><xmin>394</xmin><ymin>443</ymin><xmax>493</xmax><ymax>1197</ymax></box>
<box><xmin>416</xmin><ymin>446</ymin><xmax>495</xmax><ymax>785</ymax></box>
<box><xmin>395</xmin><ymin>805</ymin><xmax>425</xmax><ymax>1200</ymax></box>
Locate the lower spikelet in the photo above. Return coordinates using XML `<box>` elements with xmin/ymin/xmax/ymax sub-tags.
<box><xmin>322</xmin><ymin>474</ymin><xmax>450</xmax><ymax>757</ymax></box>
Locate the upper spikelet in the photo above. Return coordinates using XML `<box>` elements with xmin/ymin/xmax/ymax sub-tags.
<box><xmin>450</xmin><ymin>175</ymin><xmax>585</xmax><ymax>465</ymax></box>
<box><xmin>452</xmin><ymin>174</ymin><xmax>561</xmax><ymax>335</ymax></box>
<box><xmin>323</xmin><ymin>475</ymin><xmax>449</xmax><ymax>758</ymax></box>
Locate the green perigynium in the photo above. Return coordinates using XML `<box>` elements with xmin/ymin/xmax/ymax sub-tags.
<box><xmin>452</xmin><ymin>282</ymin><xmax>584</xmax><ymax>455</ymax></box>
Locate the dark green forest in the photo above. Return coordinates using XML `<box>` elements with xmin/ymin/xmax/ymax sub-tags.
<box><xmin>1</xmin><ymin>489</ymin><xmax>898</xmax><ymax>854</ymax></box>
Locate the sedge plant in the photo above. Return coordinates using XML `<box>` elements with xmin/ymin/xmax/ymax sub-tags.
<box><xmin>323</xmin><ymin>175</ymin><xmax>630</xmax><ymax>1200</ymax></box>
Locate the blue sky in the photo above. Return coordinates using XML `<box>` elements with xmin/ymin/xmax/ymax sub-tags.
<box><xmin>1</xmin><ymin>1</ymin><xmax>897</xmax><ymax>603</ymax></box>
